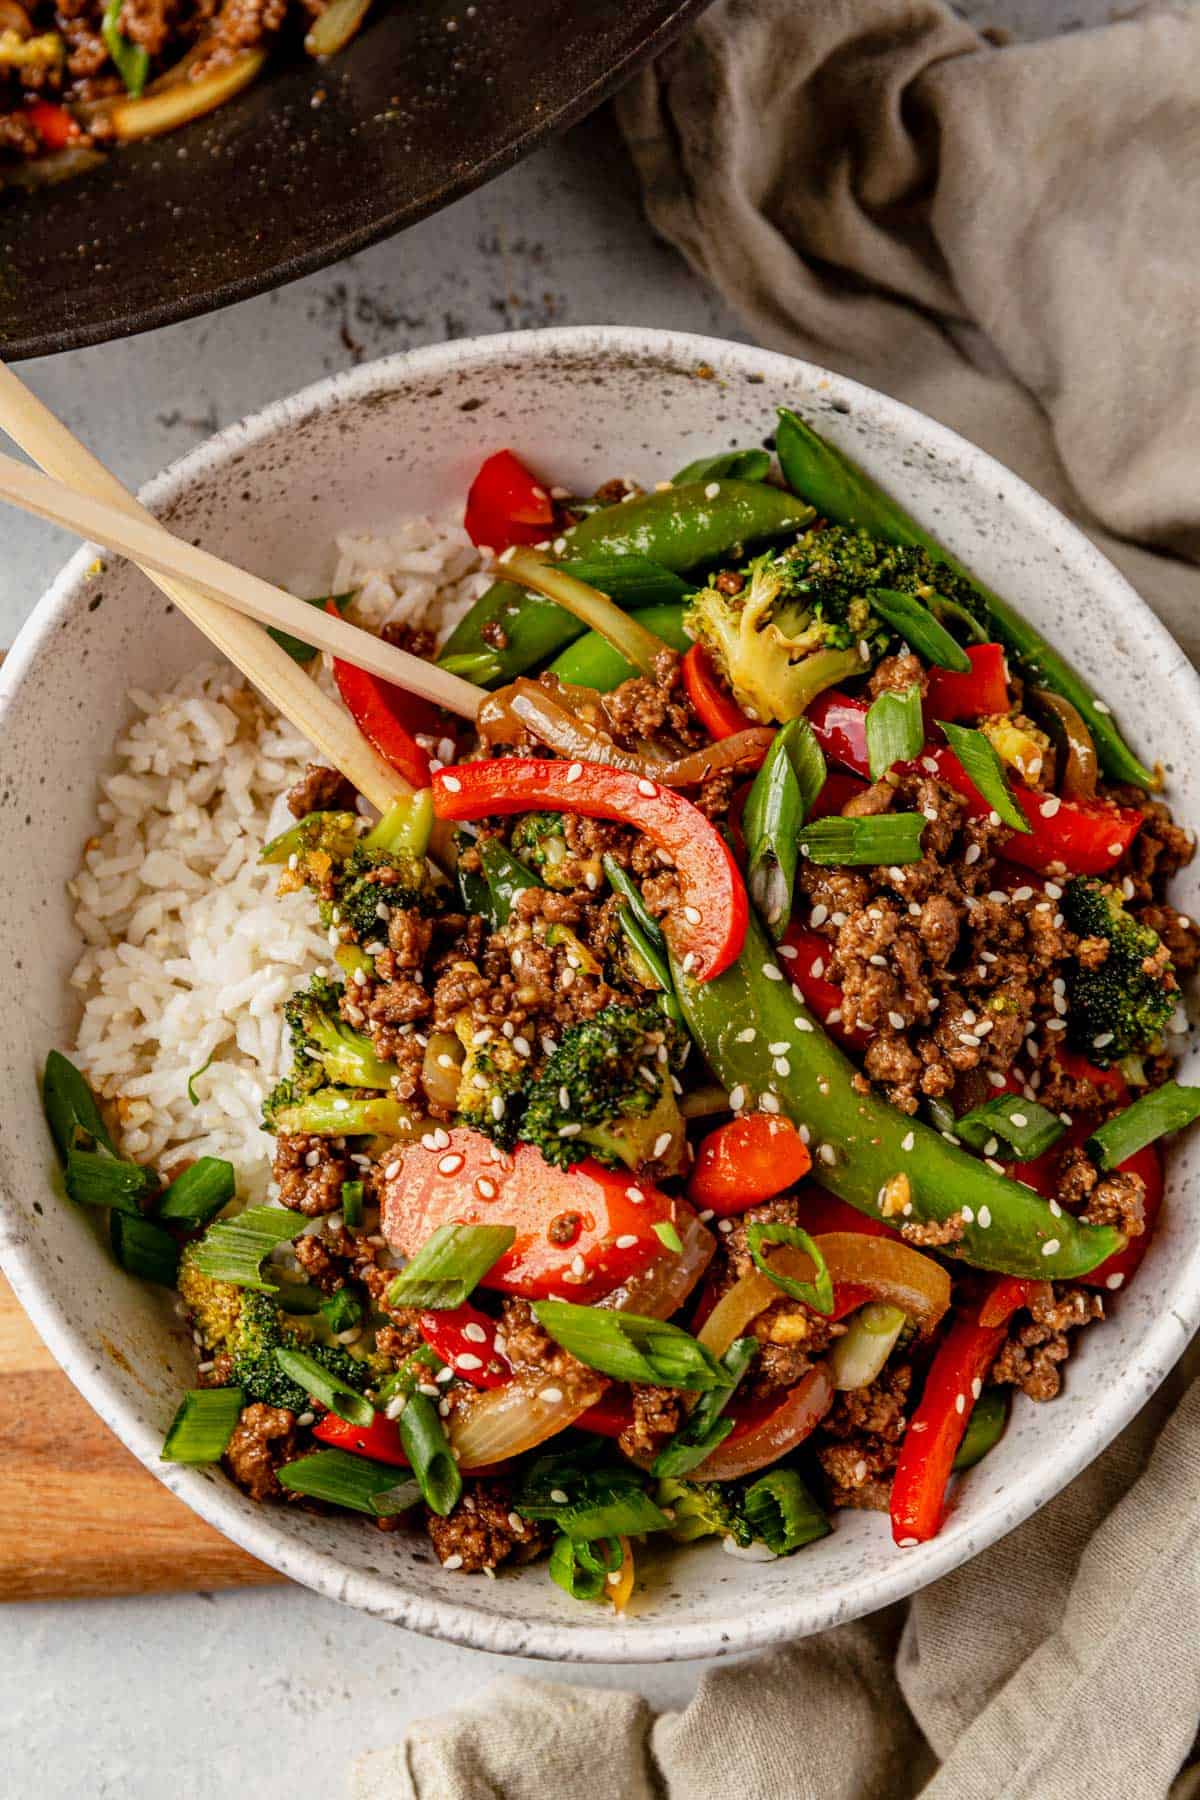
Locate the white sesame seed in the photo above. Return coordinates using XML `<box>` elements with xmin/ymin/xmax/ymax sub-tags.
<box><xmin>1107</xmin><ymin>842</ymin><xmax>1122</xmax><ymax>858</ymax></box>
<box><xmin>763</xmin><ymin>963</ymin><xmax>784</xmax><ymax>981</ymax></box>
<box><xmin>962</xmin><ymin>1204</ymin><xmax>975</xmax><ymax>1223</ymax></box>
<box><xmin>826</xmin><ymin>1008</ymin><xmax>843</xmax><ymax>1026</ymax></box>
<box><xmin>540</xmin><ymin>1388</ymin><xmax>564</xmax><ymax>1405</ymax></box>
<box><xmin>1039</xmin><ymin>795</ymin><xmax>1061</xmax><ymax>818</ymax></box>
<box><xmin>384</xmin><ymin>1395</ymin><xmax>407</xmax><ymax>1420</ymax></box>
<box><xmin>1093</xmin><ymin>697</ymin><xmax>1111</xmax><ymax>714</ymax></box>
<box><xmin>985</xmin><ymin>1158</ymin><xmax>1005</xmax><ymax>1174</ymax></box>
<box><xmin>1045</xmin><ymin>1018</ymin><xmax>1067</xmax><ymax>1032</ymax></box>
<box><xmin>810</xmin><ymin>904</ymin><xmax>829</xmax><ymax>927</ymax></box>
<box><xmin>637</xmin><ymin>777</ymin><xmax>657</xmax><ymax>798</ymax></box>
<box><xmin>704</xmin><ymin>481</ymin><xmax>721</xmax><ymax>499</ymax></box>
<box><xmin>435</xmin><ymin>1365</ymin><xmax>454</xmax><ymax>1384</ymax></box>
<box><xmin>565</xmin><ymin>761</ymin><xmax>583</xmax><ymax>784</ymax></box>
<box><xmin>304</xmin><ymin>1149</ymin><xmax>320</xmax><ymax>1168</ymax></box>
<box><xmin>955</xmin><ymin>1393</ymin><xmax>965</xmax><ymax>1414</ymax></box>
<box><xmin>1106</xmin><ymin>1272</ymin><xmax>1125</xmax><ymax>1290</ymax></box>
<box><xmin>818</xmin><ymin>1143</ymin><xmax>836</xmax><ymax>1166</ymax></box>
<box><xmin>897</xmin><ymin>1536</ymin><xmax>920</xmax><ymax>1549</ymax></box>
<box><xmin>463</xmin><ymin>1323</ymin><xmax>488</xmax><ymax>1344</ymax></box>
<box><xmin>442</xmin><ymin>774</ymin><xmax>462</xmax><ymax>793</ymax></box>
<box><xmin>717</xmin><ymin>1217</ymin><xmax>734</xmax><ymax>1234</ymax></box>
<box><xmin>729</xmin><ymin>1085</ymin><xmax>746</xmax><ymax>1111</ymax></box>
<box><xmin>922</xmin><ymin>756</ymin><xmax>938</xmax><ymax>774</ymax></box>
<box><xmin>773</xmin><ymin>1057</ymin><xmax>791</xmax><ymax>1077</ymax></box>
<box><xmin>615</xmin><ymin>1234</ymin><xmax>639</xmax><ymax>1249</ymax></box>
<box><xmin>971</xmin><ymin>1377</ymin><xmax>983</xmax><ymax>1400</ymax></box>
<box><xmin>901</xmin><ymin>1131</ymin><xmax>915</xmax><ymax>1152</ymax></box>
<box><xmin>736</xmin><ymin>1027</ymin><xmax>757</xmax><ymax>1043</ymax></box>
<box><xmin>626</xmin><ymin>1186</ymin><xmax>645</xmax><ymax>1203</ymax></box>
<box><xmin>1042</xmin><ymin>1238</ymin><xmax>1060</xmax><ymax>1257</ymax></box>
<box><xmin>681</xmin><ymin>952</ymin><xmax>696</xmax><ymax>973</ymax></box>
<box><xmin>570</xmin><ymin>1254</ymin><xmax>586</xmax><ymax>1278</ymax></box>
<box><xmin>941</xmin><ymin>1130</ymin><xmax>961</xmax><ymax>1146</ymax></box>
<box><xmin>795</xmin><ymin>1016</ymin><xmax>814</xmax><ymax>1032</ymax></box>
<box><xmin>491</xmin><ymin>1095</ymin><xmax>506</xmax><ymax>1120</ymax></box>
<box><xmin>759</xmin><ymin>1093</ymin><xmax>781</xmax><ymax>1113</ymax></box>
<box><xmin>456</xmin><ymin>1353</ymin><xmax>483</xmax><ymax>1371</ymax></box>
<box><xmin>1049</xmin><ymin>1199</ymin><xmax>1062</xmax><ymax>1218</ymax></box>
<box><xmin>1093</xmin><ymin>1032</ymin><xmax>1114</xmax><ymax>1049</ymax></box>
<box><xmin>888</xmin><ymin>1010</ymin><xmax>906</xmax><ymax>1030</ymax></box>
<box><xmin>437</xmin><ymin>1152</ymin><xmax>464</xmax><ymax>1176</ymax></box>
<box><xmin>653</xmin><ymin>1131</ymin><xmax>674</xmax><ymax>1158</ymax></box>
<box><xmin>683</xmin><ymin>905</ymin><xmax>702</xmax><ymax>925</ymax></box>
<box><xmin>558</xmin><ymin>1123</ymin><xmax>582</xmax><ymax>1138</ymax></box>
<box><xmin>442</xmin><ymin>1553</ymin><xmax>464</xmax><ymax>1571</ymax></box>
<box><xmin>988</xmin><ymin>811</ymin><xmax>1002</xmax><ymax>828</ymax></box>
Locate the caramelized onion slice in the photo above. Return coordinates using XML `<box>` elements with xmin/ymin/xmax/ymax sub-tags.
<box><xmin>110</xmin><ymin>48</ymin><xmax>265</xmax><ymax>141</ymax></box>
<box><xmin>306</xmin><ymin>0</ymin><xmax>371</xmax><ymax>55</ymax></box>
<box><xmin>1028</xmin><ymin>686</ymin><xmax>1098</xmax><ymax>801</ymax></box>
<box><xmin>690</xmin><ymin>1364</ymin><xmax>834</xmax><ymax>1481</ymax></box>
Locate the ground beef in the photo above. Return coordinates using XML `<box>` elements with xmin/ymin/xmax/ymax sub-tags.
<box><xmin>193</xmin><ymin>0</ymin><xmax>285</xmax><ymax>69</ymax></box>
<box><xmin>710</xmin><ymin>1195</ymin><xmax>804</xmax><ymax>1288</ymax></box>
<box><xmin>286</xmin><ymin>761</ymin><xmax>356</xmax><ymax>819</ymax></box>
<box><xmin>496</xmin><ymin>1298</ymin><xmax>598</xmax><ymax>1402</ymax></box>
<box><xmin>0</xmin><ymin>113</ymin><xmax>40</xmax><ymax>157</ymax></box>
<box><xmin>117</xmin><ymin>0</ymin><xmax>173</xmax><ymax>55</ymax></box>
<box><xmin>842</xmin><ymin>777</ymin><xmax>897</xmax><ymax>819</ymax></box>
<box><xmin>425</xmin><ymin>1479</ymin><xmax>546</xmax><ymax>1572</ymax></box>
<box><xmin>618</xmin><ymin>1384</ymin><xmax>685</xmax><ymax>1463</ymax></box>
<box><xmin>868</xmin><ymin>651</ymin><xmax>928</xmax><ymax>699</ymax></box>
<box><xmin>602</xmin><ymin>649</ymin><xmax>697</xmax><ymax>751</ymax></box>
<box><xmin>900</xmin><ymin>1210</ymin><xmax>965</xmax><ymax>1247</ymax></box>
<box><xmin>1110</xmin><ymin>791</ymin><xmax>1194</xmax><ymax>901</ymax></box>
<box><xmin>746</xmin><ymin>1298</ymin><xmax>843</xmax><ymax>1399</ymax></box>
<box><xmin>1135</xmin><ymin>904</ymin><xmax>1200</xmax><ymax>972</ymax></box>
<box><xmin>273</xmin><ymin>1133</ymin><xmax>351</xmax><ymax>1216</ymax></box>
<box><xmin>380</xmin><ymin>622</ymin><xmax>438</xmax><ymax>660</ymax></box>
<box><xmin>990</xmin><ymin>1284</ymin><xmax>1104</xmax><ymax>1401</ymax></box>
<box><xmin>816</xmin><ymin>1363</ymin><xmax>913</xmax><ymax>1510</ymax></box>
<box><xmin>1081</xmin><ymin>1168</ymin><xmax>1147</xmax><ymax>1236</ymax></box>
<box><xmin>384</xmin><ymin>907</ymin><xmax>434</xmax><ymax>971</ymax></box>
<box><xmin>224</xmin><ymin>1403</ymin><xmax>297</xmax><ymax>1503</ymax></box>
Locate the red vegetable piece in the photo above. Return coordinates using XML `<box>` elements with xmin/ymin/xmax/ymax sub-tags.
<box><xmin>976</xmin><ymin>1274</ymin><xmax>1042</xmax><ymax>1329</ymax></box>
<box><xmin>779</xmin><ymin>924</ymin><xmax>872</xmax><ymax>1050</ymax></box>
<box><xmin>688</xmin><ymin>1115</ymin><xmax>813</xmax><ymax>1216</ymax></box>
<box><xmin>25</xmin><ymin>101</ymin><xmax>79</xmax><ymax>150</ymax></box>
<box><xmin>433</xmin><ymin>758</ymin><xmax>748</xmax><ymax>981</ymax></box>
<box><xmin>464</xmin><ymin>450</ymin><xmax>554</xmax><ymax>552</ymax></box>
<box><xmin>807</xmin><ymin>771</ymin><xmax>869</xmax><ymax>821</ymax></box>
<box><xmin>575</xmin><ymin>1392</ymin><xmax>635</xmax><ymax>1439</ymax></box>
<box><xmin>681</xmin><ymin>644</ymin><xmax>766</xmax><ymax>744</ymax></box>
<box><xmin>312</xmin><ymin>1412</ymin><xmax>410</xmax><ymax>1466</ymax></box>
<box><xmin>923</xmin><ymin>643</ymin><xmax>1009</xmax><ymax>723</ymax></box>
<box><xmin>794</xmin><ymin>1187</ymin><xmax>899</xmax><ymax>1241</ymax></box>
<box><xmin>379</xmin><ymin>1128</ymin><xmax>675</xmax><ymax>1302</ymax></box>
<box><xmin>417</xmin><ymin>1303</ymin><xmax>513</xmax><ymax>1389</ymax></box>
<box><xmin>326</xmin><ymin>602</ymin><xmax>440</xmax><ymax>788</ymax></box>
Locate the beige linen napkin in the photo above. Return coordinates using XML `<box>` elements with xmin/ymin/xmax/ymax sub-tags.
<box><xmin>355</xmin><ymin>5</ymin><xmax>1200</xmax><ymax>1793</ymax></box>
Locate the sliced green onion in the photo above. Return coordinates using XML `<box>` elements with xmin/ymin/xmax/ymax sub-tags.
<box><xmin>557</xmin><ymin>555</ymin><xmax>689</xmax><ymax>608</ymax></box>
<box><xmin>278</xmin><ymin>1448</ymin><xmax>420</xmax><ymax>1515</ymax></box>
<box><xmin>937</xmin><ymin>721</ymin><xmax>1031</xmax><ymax>833</ymax></box>
<box><xmin>952</xmin><ymin>1387</ymin><xmax>1009</xmax><ymax>1471</ymax></box>
<box><xmin>652</xmin><ymin>1219</ymin><xmax>683</xmax><ymax>1255</ymax></box>
<box><xmin>515</xmin><ymin>1452</ymin><xmax>666</xmax><ymax>1536</ymax></box>
<box><xmin>398</xmin><ymin>1390</ymin><xmax>462</xmax><ymax>1516</ymax></box>
<box><xmin>111</xmin><ymin>1211</ymin><xmax>179</xmax><ymax>1285</ymax></box>
<box><xmin>616</xmin><ymin>903</ymin><xmax>682</xmax><ymax>1021</ymax></box>
<box><xmin>364</xmin><ymin>787</ymin><xmax>435</xmax><ymax>858</ymax></box>
<box><xmin>956</xmin><ymin>1094</ymin><xmax>1066</xmax><ymax>1161</ymax></box>
<box><xmin>387</xmin><ymin>1223</ymin><xmax>515</xmax><ymax>1310</ymax></box>
<box><xmin>603</xmin><ymin>855</ymin><xmax>666</xmax><ymax>949</ymax></box>
<box><xmin>745</xmin><ymin>1221</ymin><xmax>834</xmax><ymax>1315</ymax></box>
<box><xmin>374</xmin><ymin>1344</ymin><xmax>442</xmax><ymax>1411</ymax></box>
<box><xmin>798</xmin><ymin>814</ymin><xmax>926</xmax><ymax>867</ymax></box>
<box><xmin>865</xmin><ymin>683</ymin><xmax>923</xmax><ymax>779</ymax></box>
<box><xmin>828</xmin><ymin>1302</ymin><xmax>906</xmax><ymax>1391</ymax></box>
<box><xmin>189</xmin><ymin>1205</ymin><xmax>301</xmax><ymax>1291</ymax></box>
<box><xmin>743</xmin><ymin>717</ymin><xmax>827</xmax><ymax>937</ymax></box>
<box><xmin>43</xmin><ymin>1050</ymin><xmax>115</xmax><ymax>1160</ymax></box>
<box><xmin>671</xmin><ymin>448</ymin><xmax>771</xmax><ymax>484</ymax></box>
<box><xmin>927</xmin><ymin>1095</ymin><xmax>958</xmax><ymax>1136</ymax></box>
<box><xmin>532</xmin><ymin>1301</ymin><xmax>731</xmax><ymax>1390</ymax></box>
<box><xmin>160</xmin><ymin>1387</ymin><xmax>245</xmax><ymax>1464</ymax></box>
<box><xmin>743</xmin><ymin>1469</ymin><xmax>830</xmax><ymax>1554</ymax></box>
<box><xmin>273</xmin><ymin>1348</ymin><xmax>373</xmax><ymax>1425</ymax></box>
<box><xmin>101</xmin><ymin>0</ymin><xmax>149</xmax><ymax>96</ymax></box>
<box><xmin>319</xmin><ymin>1287</ymin><xmax>363</xmax><ymax>1334</ymax></box>
<box><xmin>157</xmin><ymin>1155</ymin><xmax>235</xmax><ymax>1226</ymax></box>
<box><xmin>439</xmin><ymin>649</ymin><xmax>505</xmax><ymax>684</ymax></box>
<box><xmin>266</xmin><ymin>590</ymin><xmax>353</xmax><ymax>664</ymax></box>
<box><xmin>549</xmin><ymin>1531</ymin><xmax>623</xmax><ymax>1601</ymax></box>
<box><xmin>477</xmin><ymin>834</ymin><xmax>543</xmax><ymax>927</ymax></box>
<box><xmin>1086</xmin><ymin>1080</ymin><xmax>1200</xmax><ymax>1170</ymax></box>
<box><xmin>186</xmin><ymin>1054</ymin><xmax>214</xmax><ymax>1106</ymax></box>
<box><xmin>340</xmin><ymin>1179</ymin><xmax>364</xmax><ymax>1227</ymax></box>
<box><xmin>64</xmin><ymin>1147</ymin><xmax>159</xmax><ymax>1215</ymax></box>
<box><xmin>555</xmin><ymin>1482</ymin><xmax>669</xmax><ymax>1541</ymax></box>
<box><xmin>651</xmin><ymin>1336</ymin><xmax>758</xmax><ymax>1478</ymax></box>
<box><xmin>870</xmin><ymin>587</ymin><xmax>972</xmax><ymax>672</ymax></box>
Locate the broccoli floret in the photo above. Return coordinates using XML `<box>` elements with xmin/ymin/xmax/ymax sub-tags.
<box><xmin>268</xmin><ymin>1089</ymin><xmax>417</xmax><ymax>1138</ymax></box>
<box><xmin>655</xmin><ymin>1477</ymin><xmax>754</xmax><ymax>1547</ymax></box>
<box><xmin>517</xmin><ymin>1004</ymin><xmax>688</xmax><ymax>1173</ymax></box>
<box><xmin>177</xmin><ymin>1262</ymin><xmax>377</xmax><ymax>1410</ymax></box>
<box><xmin>332</xmin><ymin>843</ymin><xmax>431</xmax><ymax>943</ymax></box>
<box><xmin>509</xmin><ymin>812</ymin><xmax>603</xmax><ymax>892</ymax></box>
<box><xmin>452</xmin><ymin>1012</ymin><xmax>530</xmax><ymax>1149</ymax></box>
<box><xmin>685</xmin><ymin>526</ymin><xmax>984</xmax><ymax>724</ymax></box>
<box><xmin>283</xmin><ymin>972</ymin><xmax>396</xmax><ymax>1090</ymax></box>
<box><xmin>1062</xmin><ymin>877</ymin><xmax>1178</xmax><ymax>1062</ymax></box>
<box><xmin>261</xmin><ymin>809</ymin><xmax>362</xmax><ymax>872</ymax></box>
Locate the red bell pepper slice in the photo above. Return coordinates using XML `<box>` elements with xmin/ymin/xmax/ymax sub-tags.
<box><xmin>688</xmin><ymin>1115</ymin><xmax>813</xmax><ymax>1216</ymax></box>
<box><xmin>25</xmin><ymin>101</ymin><xmax>80</xmax><ymax>151</ymax></box>
<box><xmin>379</xmin><ymin>1127</ymin><xmax>676</xmax><ymax>1302</ymax></box>
<box><xmin>778</xmin><ymin>924</ymin><xmax>872</xmax><ymax>1050</ymax></box>
<box><xmin>681</xmin><ymin>644</ymin><xmax>765</xmax><ymax>743</ymax></box>
<box><xmin>325</xmin><ymin>601</ymin><xmax>441</xmax><ymax>788</ymax></box>
<box><xmin>433</xmin><ymin>758</ymin><xmax>748</xmax><ymax>981</ymax></box>
<box><xmin>807</xmin><ymin>690</ymin><xmax>1142</xmax><ymax>876</ymax></box>
<box><xmin>575</xmin><ymin>1391</ymin><xmax>635</xmax><ymax>1438</ymax></box>
<box><xmin>890</xmin><ymin>1280</ymin><xmax>1017</xmax><ymax>1544</ymax></box>
<box><xmin>312</xmin><ymin>1411</ymin><xmax>410</xmax><ymax>1466</ymax></box>
<box><xmin>464</xmin><ymin>450</ymin><xmax>555</xmax><ymax>552</ymax></box>
<box><xmin>976</xmin><ymin>1274</ymin><xmax>1045</xmax><ymax>1328</ymax></box>
<box><xmin>794</xmin><ymin>1187</ymin><xmax>899</xmax><ymax>1241</ymax></box>
<box><xmin>807</xmin><ymin>771</ymin><xmax>869</xmax><ymax>820</ymax></box>
<box><xmin>923</xmin><ymin>644</ymin><xmax>1009</xmax><ymax>723</ymax></box>
<box><xmin>417</xmin><ymin>1303</ymin><xmax>513</xmax><ymax>1389</ymax></box>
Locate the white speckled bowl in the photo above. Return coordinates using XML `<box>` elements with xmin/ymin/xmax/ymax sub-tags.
<box><xmin>1</xmin><ymin>328</ymin><xmax>1197</xmax><ymax>1662</ymax></box>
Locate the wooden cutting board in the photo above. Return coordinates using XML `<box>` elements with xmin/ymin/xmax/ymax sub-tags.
<box><xmin>0</xmin><ymin>1272</ymin><xmax>283</xmax><ymax>1601</ymax></box>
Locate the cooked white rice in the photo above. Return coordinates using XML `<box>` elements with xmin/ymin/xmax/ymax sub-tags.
<box><xmin>67</xmin><ymin>512</ymin><xmax>485</xmax><ymax>1199</ymax></box>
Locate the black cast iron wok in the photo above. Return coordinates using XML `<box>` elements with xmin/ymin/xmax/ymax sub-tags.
<box><xmin>0</xmin><ymin>0</ymin><xmax>709</xmax><ymax>362</ymax></box>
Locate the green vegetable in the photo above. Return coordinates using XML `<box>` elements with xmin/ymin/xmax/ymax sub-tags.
<box><xmin>273</xmin><ymin>1349</ymin><xmax>374</xmax><ymax>1425</ymax></box>
<box><xmin>265</xmin><ymin>591</ymin><xmax>353</xmax><ymax>663</ymax></box>
<box><xmin>327</xmin><ymin>813</ymin><xmax>431</xmax><ymax>942</ymax></box>
<box><xmin>746</xmin><ymin>1221</ymin><xmax>834</xmax><ymax>1314</ymax></box>
<box><xmin>101</xmin><ymin>0</ymin><xmax>149</xmax><ymax>96</ymax></box>
<box><xmin>1062</xmin><ymin>878</ymin><xmax>1179</xmax><ymax>1063</ymax></box>
<box><xmin>158</xmin><ymin>1156</ymin><xmax>236</xmax><ymax>1227</ymax></box>
<box><xmin>186</xmin><ymin>1055</ymin><xmax>214</xmax><ymax>1106</ymax></box>
<box><xmin>319</xmin><ymin>1287</ymin><xmax>363</xmax><ymax>1334</ymax></box>
<box><xmin>278</xmin><ymin>1449</ymin><xmax>422</xmax><ymax>1515</ymax></box>
<box><xmin>453</xmin><ymin>1021</ymin><xmax>530</xmax><ymax>1151</ymax></box>
<box><xmin>937</xmin><ymin>722</ymin><xmax>1030</xmax><ymax>833</ymax></box>
<box><xmin>341</xmin><ymin>1179</ymin><xmax>364</xmax><ymax>1227</ymax></box>
<box><xmin>952</xmin><ymin>1387</ymin><xmax>1009</xmax><ymax>1471</ymax></box>
<box><xmin>828</xmin><ymin>1302</ymin><xmax>907</xmax><ymax>1391</ymax></box>
<box><xmin>440</xmin><ymin>479</ymin><xmax>814</xmax><ymax>687</ymax></box>
<box><xmin>187</xmin><ymin>1206</ymin><xmax>301</xmax><ymax>1291</ymax></box>
<box><xmin>651</xmin><ymin>1337</ymin><xmax>759</xmax><ymax>1478</ymax></box>
<box><xmin>366</xmin><ymin>789</ymin><xmax>435</xmax><ymax>859</ymax></box>
<box><xmin>655</xmin><ymin>1477</ymin><xmax>755</xmax><ymax>1547</ymax></box>
<box><xmin>1085</xmin><ymin>1081</ymin><xmax>1200</xmax><ymax>1170</ymax></box>
<box><xmin>260</xmin><ymin>809</ymin><xmax>361</xmax><ymax>869</ymax></box>
<box><xmin>869</xmin><ymin>587</ymin><xmax>972</xmax><ymax>672</ymax></box>
<box><xmin>267</xmin><ymin>1090</ymin><xmax>415</xmax><ymax>1139</ymax></box>
<box><xmin>497</xmin><ymin>550</ymin><xmax>674</xmax><ymax>680</ymax></box>
<box><xmin>549</xmin><ymin>1533</ymin><xmax>624</xmax><ymax>1601</ymax></box>
<box><xmin>866</xmin><ymin>683</ymin><xmax>923</xmax><ymax>779</ymax></box>
<box><xmin>774</xmin><ymin>406</ymin><xmax>1155</xmax><ymax>789</ymax></box>
<box><xmin>111</xmin><ymin>1211</ymin><xmax>179</xmax><ymax>1285</ymax></box>
<box><xmin>64</xmin><ymin>1148</ymin><xmax>159</xmax><ymax>1215</ymax></box>
<box><xmin>160</xmin><ymin>1388</ymin><xmax>245</xmax><ymax>1464</ymax></box>
<box><xmin>799</xmin><ymin>814</ymin><xmax>926</xmax><ymax>866</ymax></box>
<box><xmin>548</xmin><ymin>602</ymin><xmax>692</xmax><ymax>690</ymax></box>
<box><xmin>517</xmin><ymin>1003</ymin><xmax>686</xmax><ymax>1172</ymax></box>
<box><xmin>653</xmin><ymin>1220</ymin><xmax>684</xmax><ymax>1254</ymax></box>
<box><xmin>743</xmin><ymin>1469</ymin><xmax>830</xmax><ymax>1554</ymax></box>
<box><xmin>477</xmin><ymin>833</ymin><xmax>544</xmax><ymax>925</ymax></box>
<box><xmin>281</xmin><ymin>971</ymin><xmax>397</xmax><ymax>1093</ymax></box>
<box><xmin>672</xmin><ymin>447</ymin><xmax>772</xmax><ymax>484</ymax></box>
<box><xmin>955</xmin><ymin>1095</ymin><xmax>1065</xmax><ymax>1161</ymax></box>
<box><xmin>557</xmin><ymin>557</ymin><xmax>690</xmax><ymax>608</ymax></box>
<box><xmin>601</xmin><ymin>857</ymin><xmax>681</xmax><ymax>1017</ymax></box>
<box><xmin>42</xmin><ymin>1050</ymin><xmax>115</xmax><ymax>1161</ymax></box>
<box><xmin>386</xmin><ymin>1223</ymin><xmax>516</xmax><ymax>1309</ymax></box>
<box><xmin>399</xmin><ymin>1390</ymin><xmax>462</xmax><ymax>1516</ymax></box>
<box><xmin>743</xmin><ymin>718</ymin><xmax>827</xmax><ymax>937</ymax></box>
<box><xmin>532</xmin><ymin>1301</ymin><xmax>733</xmax><ymax>1390</ymax></box>
<box><xmin>519</xmin><ymin>1463</ymin><xmax>669</xmax><ymax>1539</ymax></box>
<box><xmin>176</xmin><ymin>1269</ymin><xmax>375</xmax><ymax>1411</ymax></box>
<box><xmin>669</xmin><ymin>909</ymin><xmax>1124</xmax><ymax>1279</ymax></box>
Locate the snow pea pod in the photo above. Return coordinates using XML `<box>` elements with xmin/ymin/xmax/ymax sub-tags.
<box><xmin>549</xmin><ymin>603</ymin><xmax>691</xmax><ymax>690</ymax></box>
<box><xmin>440</xmin><ymin>480</ymin><xmax>813</xmax><ymax>688</ymax></box>
<box><xmin>775</xmin><ymin>408</ymin><xmax>1156</xmax><ymax>790</ymax></box>
<box><xmin>670</xmin><ymin>910</ymin><xmax>1124</xmax><ymax>1281</ymax></box>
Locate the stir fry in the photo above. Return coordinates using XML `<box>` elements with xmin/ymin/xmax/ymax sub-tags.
<box><xmin>44</xmin><ymin>411</ymin><xmax>1200</xmax><ymax>1610</ymax></box>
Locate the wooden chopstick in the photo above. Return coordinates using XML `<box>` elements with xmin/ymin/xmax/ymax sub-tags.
<box><xmin>0</xmin><ymin>363</ymin><xmax>459</xmax><ymax>813</ymax></box>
